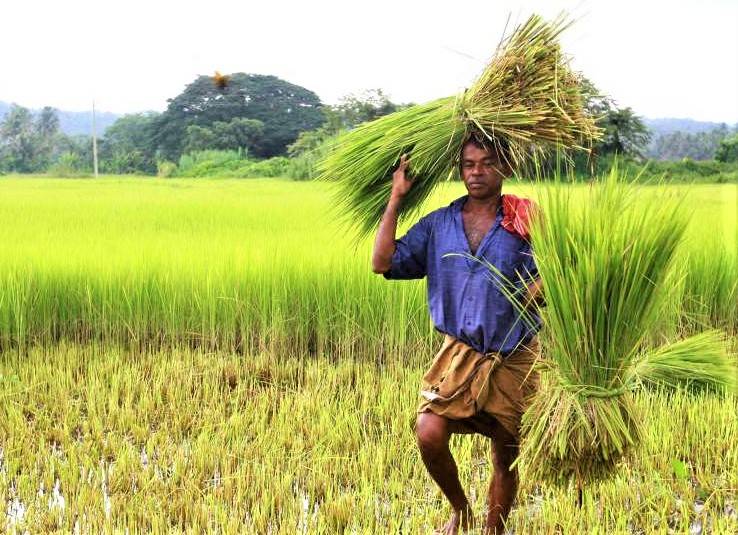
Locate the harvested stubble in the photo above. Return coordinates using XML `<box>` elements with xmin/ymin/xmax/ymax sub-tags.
<box><xmin>1</xmin><ymin>343</ymin><xmax>737</xmax><ymax>532</ymax></box>
<box><xmin>511</xmin><ymin>170</ymin><xmax>737</xmax><ymax>486</ymax></box>
<box><xmin>319</xmin><ymin>13</ymin><xmax>600</xmax><ymax>238</ymax></box>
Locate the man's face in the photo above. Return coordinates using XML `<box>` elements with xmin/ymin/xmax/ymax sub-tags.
<box><xmin>460</xmin><ymin>143</ymin><xmax>511</xmax><ymax>200</ymax></box>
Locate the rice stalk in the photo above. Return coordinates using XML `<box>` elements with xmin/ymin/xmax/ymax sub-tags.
<box><xmin>679</xmin><ymin>238</ymin><xmax>738</xmax><ymax>334</ymax></box>
<box><xmin>462</xmin><ymin>13</ymin><xmax>598</xmax><ymax>165</ymax></box>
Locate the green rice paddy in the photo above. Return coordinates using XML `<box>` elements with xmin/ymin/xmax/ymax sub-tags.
<box><xmin>0</xmin><ymin>177</ymin><xmax>736</xmax><ymax>532</ymax></box>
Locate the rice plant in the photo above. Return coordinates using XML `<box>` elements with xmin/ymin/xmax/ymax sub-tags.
<box><xmin>0</xmin><ymin>177</ymin><xmax>735</xmax><ymax>358</ymax></box>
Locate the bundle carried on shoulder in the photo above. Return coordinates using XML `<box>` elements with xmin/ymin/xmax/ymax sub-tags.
<box><xmin>318</xmin><ymin>13</ymin><xmax>600</xmax><ymax>238</ymax></box>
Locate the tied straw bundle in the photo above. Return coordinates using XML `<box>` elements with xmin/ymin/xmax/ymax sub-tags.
<box><xmin>493</xmin><ymin>169</ymin><xmax>738</xmax><ymax>488</ymax></box>
<box><xmin>318</xmin><ymin>13</ymin><xmax>601</xmax><ymax>239</ymax></box>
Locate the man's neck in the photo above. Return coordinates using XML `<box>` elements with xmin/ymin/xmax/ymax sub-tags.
<box><xmin>463</xmin><ymin>193</ymin><xmax>502</xmax><ymax>215</ymax></box>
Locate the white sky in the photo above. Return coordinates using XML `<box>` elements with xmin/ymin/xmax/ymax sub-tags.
<box><xmin>1</xmin><ymin>0</ymin><xmax>736</xmax><ymax>122</ymax></box>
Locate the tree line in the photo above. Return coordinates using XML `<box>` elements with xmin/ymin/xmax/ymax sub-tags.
<box><xmin>1</xmin><ymin>73</ymin><xmax>736</xmax><ymax>177</ymax></box>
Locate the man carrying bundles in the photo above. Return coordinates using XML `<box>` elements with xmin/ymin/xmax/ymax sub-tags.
<box><xmin>320</xmin><ymin>14</ymin><xmax>596</xmax><ymax>534</ymax></box>
<box><xmin>321</xmin><ymin>12</ymin><xmax>738</xmax><ymax>533</ymax></box>
<box><xmin>372</xmin><ymin>135</ymin><xmax>541</xmax><ymax>534</ymax></box>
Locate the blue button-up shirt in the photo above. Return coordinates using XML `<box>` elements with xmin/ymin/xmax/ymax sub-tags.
<box><xmin>383</xmin><ymin>194</ymin><xmax>540</xmax><ymax>355</ymax></box>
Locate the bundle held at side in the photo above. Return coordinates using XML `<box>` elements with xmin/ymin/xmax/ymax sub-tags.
<box><xmin>511</xmin><ymin>170</ymin><xmax>737</xmax><ymax>486</ymax></box>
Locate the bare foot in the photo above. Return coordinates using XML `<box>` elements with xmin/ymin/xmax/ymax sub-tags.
<box><xmin>435</xmin><ymin>506</ymin><xmax>475</xmax><ymax>535</ymax></box>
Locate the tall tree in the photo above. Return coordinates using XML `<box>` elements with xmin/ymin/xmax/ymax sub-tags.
<box><xmin>598</xmin><ymin>107</ymin><xmax>652</xmax><ymax>158</ymax></box>
<box><xmin>649</xmin><ymin>124</ymin><xmax>735</xmax><ymax>160</ymax></box>
<box><xmin>292</xmin><ymin>89</ymin><xmax>400</xmax><ymax>151</ymax></box>
<box><xmin>33</xmin><ymin>106</ymin><xmax>61</xmax><ymax>169</ymax></box>
<box><xmin>182</xmin><ymin>118</ymin><xmax>263</xmax><ymax>154</ymax></box>
<box><xmin>329</xmin><ymin>89</ymin><xmax>398</xmax><ymax>129</ymax></box>
<box><xmin>0</xmin><ymin>105</ymin><xmax>37</xmax><ymax>172</ymax></box>
<box><xmin>56</xmin><ymin>135</ymin><xmax>93</xmax><ymax>172</ymax></box>
<box><xmin>579</xmin><ymin>78</ymin><xmax>651</xmax><ymax>160</ymax></box>
<box><xmin>715</xmin><ymin>133</ymin><xmax>738</xmax><ymax>163</ymax></box>
<box><xmin>153</xmin><ymin>73</ymin><xmax>323</xmax><ymax>159</ymax></box>
<box><xmin>36</xmin><ymin>106</ymin><xmax>60</xmax><ymax>138</ymax></box>
<box><xmin>102</xmin><ymin>112</ymin><xmax>160</xmax><ymax>174</ymax></box>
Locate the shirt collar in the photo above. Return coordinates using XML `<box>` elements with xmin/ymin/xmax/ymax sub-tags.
<box><xmin>451</xmin><ymin>194</ymin><xmax>505</xmax><ymax>217</ymax></box>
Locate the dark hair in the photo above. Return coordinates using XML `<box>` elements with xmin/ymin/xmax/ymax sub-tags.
<box><xmin>459</xmin><ymin>130</ymin><xmax>513</xmax><ymax>174</ymax></box>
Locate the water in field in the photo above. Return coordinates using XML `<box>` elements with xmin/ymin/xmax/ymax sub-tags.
<box><xmin>0</xmin><ymin>177</ymin><xmax>736</xmax><ymax>532</ymax></box>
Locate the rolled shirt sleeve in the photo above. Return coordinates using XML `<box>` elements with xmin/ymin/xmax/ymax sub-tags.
<box><xmin>382</xmin><ymin>214</ymin><xmax>432</xmax><ymax>280</ymax></box>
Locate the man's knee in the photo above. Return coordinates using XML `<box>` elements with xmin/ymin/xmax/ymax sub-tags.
<box><xmin>492</xmin><ymin>444</ymin><xmax>518</xmax><ymax>475</ymax></box>
<box><xmin>415</xmin><ymin>412</ymin><xmax>449</xmax><ymax>457</ymax></box>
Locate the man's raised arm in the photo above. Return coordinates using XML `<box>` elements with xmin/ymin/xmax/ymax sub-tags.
<box><xmin>371</xmin><ymin>154</ymin><xmax>413</xmax><ymax>274</ymax></box>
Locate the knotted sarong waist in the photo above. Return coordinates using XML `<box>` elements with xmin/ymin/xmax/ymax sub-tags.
<box><xmin>417</xmin><ymin>335</ymin><xmax>541</xmax><ymax>439</ymax></box>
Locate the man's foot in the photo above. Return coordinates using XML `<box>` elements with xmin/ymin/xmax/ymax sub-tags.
<box><xmin>435</xmin><ymin>506</ymin><xmax>475</xmax><ymax>535</ymax></box>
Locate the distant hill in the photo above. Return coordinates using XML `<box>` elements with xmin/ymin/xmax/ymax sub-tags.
<box><xmin>1</xmin><ymin>100</ymin><xmax>736</xmax><ymax>148</ymax></box>
<box><xmin>0</xmin><ymin>101</ymin><xmax>120</xmax><ymax>136</ymax></box>
<box><xmin>643</xmin><ymin>118</ymin><xmax>736</xmax><ymax>137</ymax></box>
<box><xmin>644</xmin><ymin>119</ymin><xmax>738</xmax><ymax>160</ymax></box>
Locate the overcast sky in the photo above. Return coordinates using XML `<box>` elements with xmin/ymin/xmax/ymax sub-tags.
<box><xmin>1</xmin><ymin>0</ymin><xmax>736</xmax><ymax>122</ymax></box>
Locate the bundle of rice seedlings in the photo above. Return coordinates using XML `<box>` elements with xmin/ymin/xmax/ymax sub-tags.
<box><xmin>462</xmin><ymin>13</ymin><xmax>597</xmax><ymax>163</ymax></box>
<box><xmin>508</xmin><ymin>169</ymin><xmax>738</xmax><ymax>487</ymax></box>
<box><xmin>318</xmin><ymin>13</ymin><xmax>600</xmax><ymax>238</ymax></box>
<box><xmin>318</xmin><ymin>96</ymin><xmax>465</xmax><ymax>238</ymax></box>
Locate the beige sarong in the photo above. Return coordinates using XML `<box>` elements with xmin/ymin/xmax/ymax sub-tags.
<box><xmin>417</xmin><ymin>335</ymin><xmax>540</xmax><ymax>439</ymax></box>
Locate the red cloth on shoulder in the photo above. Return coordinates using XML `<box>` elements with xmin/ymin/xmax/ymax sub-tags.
<box><xmin>501</xmin><ymin>194</ymin><xmax>535</xmax><ymax>241</ymax></box>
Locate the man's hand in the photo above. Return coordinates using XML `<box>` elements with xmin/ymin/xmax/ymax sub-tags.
<box><xmin>391</xmin><ymin>154</ymin><xmax>414</xmax><ymax>199</ymax></box>
<box><xmin>372</xmin><ymin>154</ymin><xmax>414</xmax><ymax>274</ymax></box>
<box><xmin>524</xmin><ymin>278</ymin><xmax>545</xmax><ymax>309</ymax></box>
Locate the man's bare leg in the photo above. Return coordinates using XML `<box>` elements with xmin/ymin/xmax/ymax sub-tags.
<box><xmin>415</xmin><ymin>411</ymin><xmax>475</xmax><ymax>534</ymax></box>
<box><xmin>484</xmin><ymin>420</ymin><xmax>519</xmax><ymax>534</ymax></box>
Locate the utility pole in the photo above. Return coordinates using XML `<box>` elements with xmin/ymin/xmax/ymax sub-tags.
<box><xmin>92</xmin><ymin>100</ymin><xmax>99</xmax><ymax>178</ymax></box>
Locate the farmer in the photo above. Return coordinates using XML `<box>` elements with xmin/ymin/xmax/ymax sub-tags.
<box><xmin>372</xmin><ymin>133</ymin><xmax>542</xmax><ymax>534</ymax></box>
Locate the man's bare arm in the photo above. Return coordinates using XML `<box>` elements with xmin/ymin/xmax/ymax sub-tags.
<box><xmin>371</xmin><ymin>154</ymin><xmax>414</xmax><ymax>274</ymax></box>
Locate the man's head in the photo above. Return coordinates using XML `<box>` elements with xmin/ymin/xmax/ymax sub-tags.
<box><xmin>459</xmin><ymin>133</ymin><xmax>513</xmax><ymax>201</ymax></box>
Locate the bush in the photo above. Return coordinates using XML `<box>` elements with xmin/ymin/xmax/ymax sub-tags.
<box><xmin>104</xmin><ymin>150</ymin><xmax>155</xmax><ymax>175</ymax></box>
<box><xmin>170</xmin><ymin>150</ymin><xmax>290</xmax><ymax>178</ymax></box>
<box><xmin>562</xmin><ymin>154</ymin><xmax>737</xmax><ymax>184</ymax></box>
<box><xmin>286</xmin><ymin>153</ymin><xmax>317</xmax><ymax>180</ymax></box>
<box><xmin>233</xmin><ymin>156</ymin><xmax>290</xmax><ymax>178</ymax></box>
<box><xmin>715</xmin><ymin>134</ymin><xmax>738</xmax><ymax>163</ymax></box>
<box><xmin>285</xmin><ymin>128</ymin><xmax>342</xmax><ymax>180</ymax></box>
<box><xmin>157</xmin><ymin>160</ymin><xmax>177</xmax><ymax>178</ymax></box>
<box><xmin>176</xmin><ymin>149</ymin><xmax>246</xmax><ymax>177</ymax></box>
<box><xmin>47</xmin><ymin>152</ymin><xmax>91</xmax><ymax>177</ymax></box>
